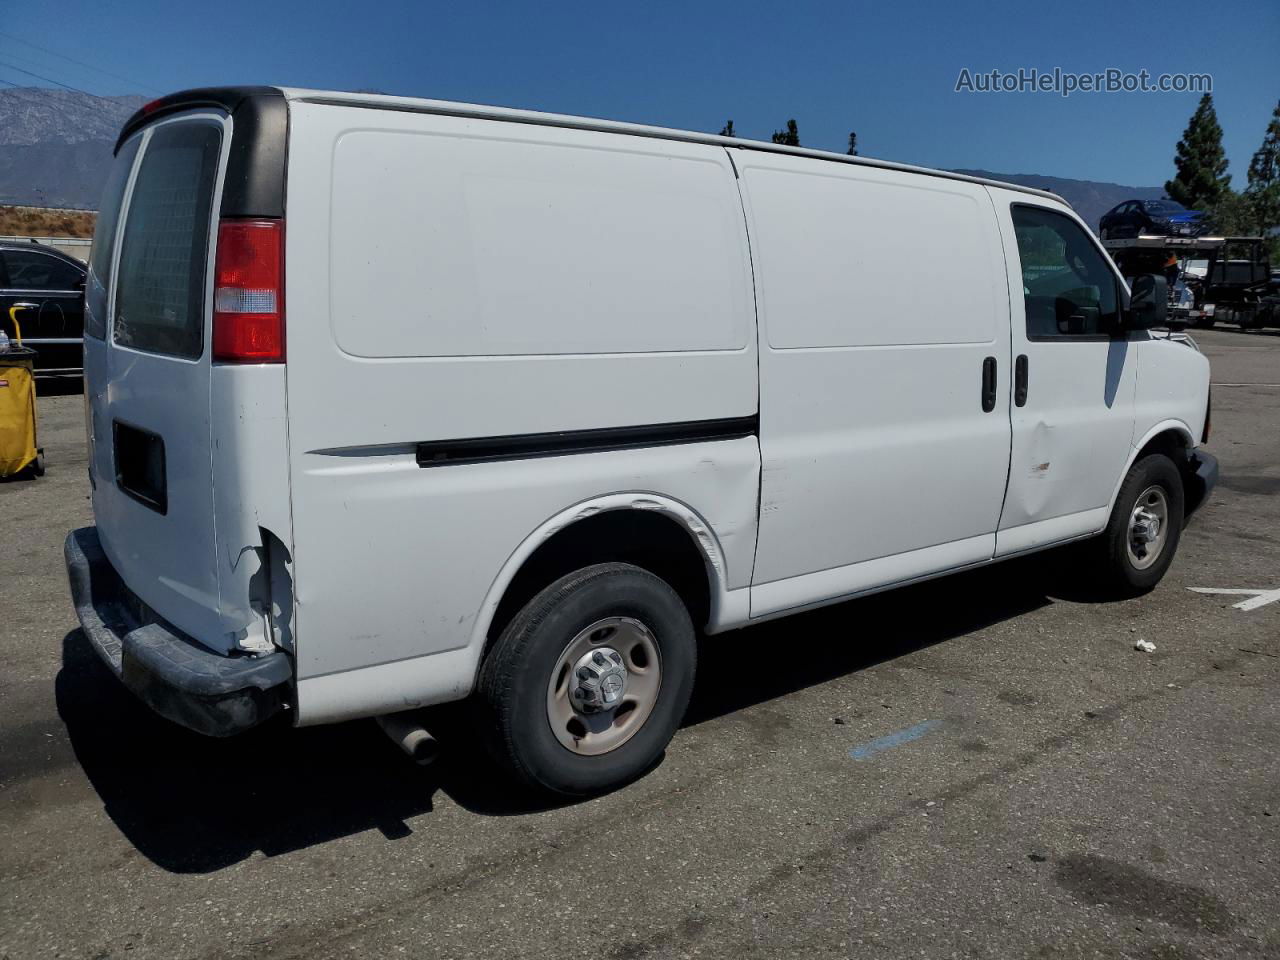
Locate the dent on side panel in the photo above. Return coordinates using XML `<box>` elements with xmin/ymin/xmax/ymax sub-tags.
<box><xmin>209</xmin><ymin>366</ymin><xmax>294</xmax><ymax>655</ymax></box>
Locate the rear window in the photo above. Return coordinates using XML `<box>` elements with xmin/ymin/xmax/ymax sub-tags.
<box><xmin>85</xmin><ymin>136</ymin><xmax>141</xmax><ymax>339</ymax></box>
<box><xmin>113</xmin><ymin>122</ymin><xmax>222</xmax><ymax>359</ymax></box>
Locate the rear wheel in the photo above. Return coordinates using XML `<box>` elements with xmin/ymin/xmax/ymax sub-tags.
<box><xmin>1096</xmin><ymin>453</ymin><xmax>1184</xmax><ymax>595</ymax></box>
<box><xmin>478</xmin><ymin>562</ymin><xmax>696</xmax><ymax>796</ymax></box>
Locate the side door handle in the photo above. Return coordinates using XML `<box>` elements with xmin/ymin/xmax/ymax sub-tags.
<box><xmin>1015</xmin><ymin>354</ymin><xmax>1029</xmax><ymax>407</ymax></box>
<box><xmin>981</xmin><ymin>356</ymin><xmax>997</xmax><ymax>412</ymax></box>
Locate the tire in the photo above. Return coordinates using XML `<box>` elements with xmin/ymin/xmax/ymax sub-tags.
<box><xmin>478</xmin><ymin>562</ymin><xmax>697</xmax><ymax>796</ymax></box>
<box><xmin>1096</xmin><ymin>453</ymin><xmax>1185</xmax><ymax>595</ymax></box>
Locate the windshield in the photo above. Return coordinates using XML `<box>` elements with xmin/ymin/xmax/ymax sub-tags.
<box><xmin>1146</xmin><ymin>199</ymin><xmax>1189</xmax><ymax>214</ymax></box>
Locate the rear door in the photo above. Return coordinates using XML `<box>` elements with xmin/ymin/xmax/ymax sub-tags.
<box><xmin>85</xmin><ymin>112</ymin><xmax>230</xmax><ymax>643</ymax></box>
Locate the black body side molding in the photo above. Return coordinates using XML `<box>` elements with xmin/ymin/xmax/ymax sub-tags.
<box><xmin>416</xmin><ymin>416</ymin><xmax>759</xmax><ymax>468</ymax></box>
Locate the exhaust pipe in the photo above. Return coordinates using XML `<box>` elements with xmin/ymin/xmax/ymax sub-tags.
<box><xmin>375</xmin><ymin>712</ymin><xmax>440</xmax><ymax>766</ymax></box>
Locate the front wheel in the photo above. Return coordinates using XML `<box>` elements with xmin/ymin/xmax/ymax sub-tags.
<box><xmin>478</xmin><ymin>563</ymin><xmax>697</xmax><ymax>796</ymax></box>
<box><xmin>1095</xmin><ymin>453</ymin><xmax>1185</xmax><ymax>595</ymax></box>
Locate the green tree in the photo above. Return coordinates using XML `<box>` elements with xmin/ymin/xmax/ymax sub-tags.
<box><xmin>771</xmin><ymin>119</ymin><xmax>800</xmax><ymax>147</ymax></box>
<box><xmin>1165</xmin><ymin>94</ymin><xmax>1232</xmax><ymax>209</ymax></box>
<box><xmin>719</xmin><ymin>119</ymin><xmax>736</xmax><ymax>138</ymax></box>
<box><xmin>1244</xmin><ymin>100</ymin><xmax>1280</xmax><ymax>240</ymax></box>
<box><xmin>846</xmin><ymin>131</ymin><xmax>858</xmax><ymax>156</ymax></box>
<box><xmin>1207</xmin><ymin>190</ymin><xmax>1254</xmax><ymax>236</ymax></box>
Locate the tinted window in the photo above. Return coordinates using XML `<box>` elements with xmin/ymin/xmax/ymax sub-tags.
<box><xmin>1144</xmin><ymin>200</ymin><xmax>1187</xmax><ymax>214</ymax></box>
<box><xmin>1012</xmin><ymin>205</ymin><xmax>1119</xmax><ymax>339</ymax></box>
<box><xmin>2</xmin><ymin>249</ymin><xmax>83</xmax><ymax>291</ymax></box>
<box><xmin>85</xmin><ymin>136</ymin><xmax>141</xmax><ymax>339</ymax></box>
<box><xmin>114</xmin><ymin>122</ymin><xmax>221</xmax><ymax>359</ymax></box>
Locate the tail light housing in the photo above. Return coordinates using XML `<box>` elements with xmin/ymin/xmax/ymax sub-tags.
<box><xmin>212</xmin><ymin>218</ymin><xmax>284</xmax><ymax>362</ymax></box>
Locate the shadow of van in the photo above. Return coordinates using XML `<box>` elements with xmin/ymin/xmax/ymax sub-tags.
<box><xmin>56</xmin><ymin>551</ymin><xmax>1066</xmax><ymax>874</ymax></box>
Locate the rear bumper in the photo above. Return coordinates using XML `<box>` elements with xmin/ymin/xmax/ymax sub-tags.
<box><xmin>1183</xmin><ymin>450</ymin><xmax>1219</xmax><ymax>523</ymax></box>
<box><xmin>64</xmin><ymin>526</ymin><xmax>292</xmax><ymax>737</ymax></box>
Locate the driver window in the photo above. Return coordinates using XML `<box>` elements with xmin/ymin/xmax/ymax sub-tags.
<box><xmin>1011</xmin><ymin>205</ymin><xmax>1118</xmax><ymax>339</ymax></box>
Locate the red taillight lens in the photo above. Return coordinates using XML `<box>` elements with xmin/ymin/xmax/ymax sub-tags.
<box><xmin>212</xmin><ymin>219</ymin><xmax>284</xmax><ymax>363</ymax></box>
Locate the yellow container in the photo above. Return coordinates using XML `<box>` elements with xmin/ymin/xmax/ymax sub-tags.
<box><xmin>1</xmin><ymin>307</ymin><xmax>41</xmax><ymax>478</ymax></box>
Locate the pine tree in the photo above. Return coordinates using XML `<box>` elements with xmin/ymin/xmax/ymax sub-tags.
<box><xmin>771</xmin><ymin>119</ymin><xmax>800</xmax><ymax>147</ymax></box>
<box><xmin>1164</xmin><ymin>94</ymin><xmax>1231</xmax><ymax>209</ymax></box>
<box><xmin>846</xmin><ymin>131</ymin><xmax>858</xmax><ymax>156</ymax></box>
<box><xmin>719</xmin><ymin>120</ymin><xmax>736</xmax><ymax>138</ymax></box>
<box><xmin>1244</xmin><ymin>100</ymin><xmax>1280</xmax><ymax>238</ymax></box>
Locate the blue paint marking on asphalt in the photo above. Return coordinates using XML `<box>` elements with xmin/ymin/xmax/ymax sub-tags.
<box><xmin>848</xmin><ymin>720</ymin><xmax>940</xmax><ymax>760</ymax></box>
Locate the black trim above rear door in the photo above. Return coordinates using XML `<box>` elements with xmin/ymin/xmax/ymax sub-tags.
<box><xmin>416</xmin><ymin>416</ymin><xmax>759</xmax><ymax>467</ymax></box>
<box><xmin>115</xmin><ymin>87</ymin><xmax>288</xmax><ymax>219</ymax></box>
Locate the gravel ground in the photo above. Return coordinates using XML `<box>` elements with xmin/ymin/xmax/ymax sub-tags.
<box><xmin>1</xmin><ymin>327</ymin><xmax>1277</xmax><ymax>960</ymax></box>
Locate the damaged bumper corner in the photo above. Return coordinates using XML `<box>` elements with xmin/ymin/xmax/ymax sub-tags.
<box><xmin>64</xmin><ymin>526</ymin><xmax>293</xmax><ymax>737</ymax></box>
<box><xmin>1182</xmin><ymin>449</ymin><xmax>1219</xmax><ymax>525</ymax></box>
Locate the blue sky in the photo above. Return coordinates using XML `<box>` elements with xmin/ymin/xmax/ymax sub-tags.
<box><xmin>3</xmin><ymin>0</ymin><xmax>1278</xmax><ymax>186</ymax></box>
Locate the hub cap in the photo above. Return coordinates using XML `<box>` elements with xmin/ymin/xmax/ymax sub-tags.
<box><xmin>546</xmin><ymin>617</ymin><xmax>662</xmax><ymax>756</ymax></box>
<box><xmin>1127</xmin><ymin>484</ymin><xmax>1170</xmax><ymax>570</ymax></box>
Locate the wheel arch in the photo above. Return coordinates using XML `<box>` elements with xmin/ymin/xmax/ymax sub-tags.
<box><xmin>467</xmin><ymin>493</ymin><xmax>732</xmax><ymax>665</ymax></box>
<box><xmin>1107</xmin><ymin>420</ymin><xmax>1195</xmax><ymax>517</ymax></box>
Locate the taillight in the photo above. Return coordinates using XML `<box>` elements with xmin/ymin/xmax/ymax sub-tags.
<box><xmin>212</xmin><ymin>219</ymin><xmax>284</xmax><ymax>363</ymax></box>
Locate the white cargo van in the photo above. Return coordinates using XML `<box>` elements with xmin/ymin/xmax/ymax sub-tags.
<box><xmin>67</xmin><ymin>87</ymin><xmax>1217</xmax><ymax>795</ymax></box>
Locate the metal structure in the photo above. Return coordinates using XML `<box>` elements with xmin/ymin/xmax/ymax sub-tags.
<box><xmin>1102</xmin><ymin>234</ymin><xmax>1274</xmax><ymax>328</ymax></box>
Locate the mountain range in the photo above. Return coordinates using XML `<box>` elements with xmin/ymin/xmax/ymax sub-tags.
<box><xmin>0</xmin><ymin>88</ymin><xmax>144</xmax><ymax>210</ymax></box>
<box><xmin>1</xmin><ymin>87</ymin><xmax>1163</xmax><ymax>230</ymax></box>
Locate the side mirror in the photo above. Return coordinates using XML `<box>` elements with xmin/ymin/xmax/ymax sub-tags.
<box><xmin>1127</xmin><ymin>274</ymin><xmax>1167</xmax><ymax>330</ymax></box>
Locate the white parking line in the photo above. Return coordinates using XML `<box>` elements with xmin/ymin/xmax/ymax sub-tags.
<box><xmin>1188</xmin><ymin>587</ymin><xmax>1280</xmax><ymax>611</ymax></box>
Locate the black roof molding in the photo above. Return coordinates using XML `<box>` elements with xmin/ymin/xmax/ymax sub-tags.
<box><xmin>115</xmin><ymin>86</ymin><xmax>288</xmax><ymax>219</ymax></box>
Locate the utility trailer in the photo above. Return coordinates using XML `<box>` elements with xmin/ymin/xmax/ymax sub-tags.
<box><xmin>1102</xmin><ymin>234</ymin><xmax>1273</xmax><ymax>329</ymax></box>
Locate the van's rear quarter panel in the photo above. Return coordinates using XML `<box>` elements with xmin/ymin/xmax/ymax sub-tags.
<box><xmin>282</xmin><ymin>102</ymin><xmax>758</xmax><ymax>691</ymax></box>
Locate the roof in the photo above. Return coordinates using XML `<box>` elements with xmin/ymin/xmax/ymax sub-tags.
<box><xmin>285</xmin><ymin>87</ymin><xmax>1066</xmax><ymax>204</ymax></box>
<box><xmin>121</xmin><ymin>86</ymin><xmax>1067</xmax><ymax>206</ymax></box>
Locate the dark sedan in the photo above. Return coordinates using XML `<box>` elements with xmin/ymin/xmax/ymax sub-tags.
<box><xmin>0</xmin><ymin>240</ymin><xmax>87</xmax><ymax>375</ymax></box>
<box><xmin>1099</xmin><ymin>198</ymin><xmax>1209</xmax><ymax>240</ymax></box>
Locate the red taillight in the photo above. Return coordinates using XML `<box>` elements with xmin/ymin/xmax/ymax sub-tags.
<box><xmin>212</xmin><ymin>219</ymin><xmax>284</xmax><ymax>363</ymax></box>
